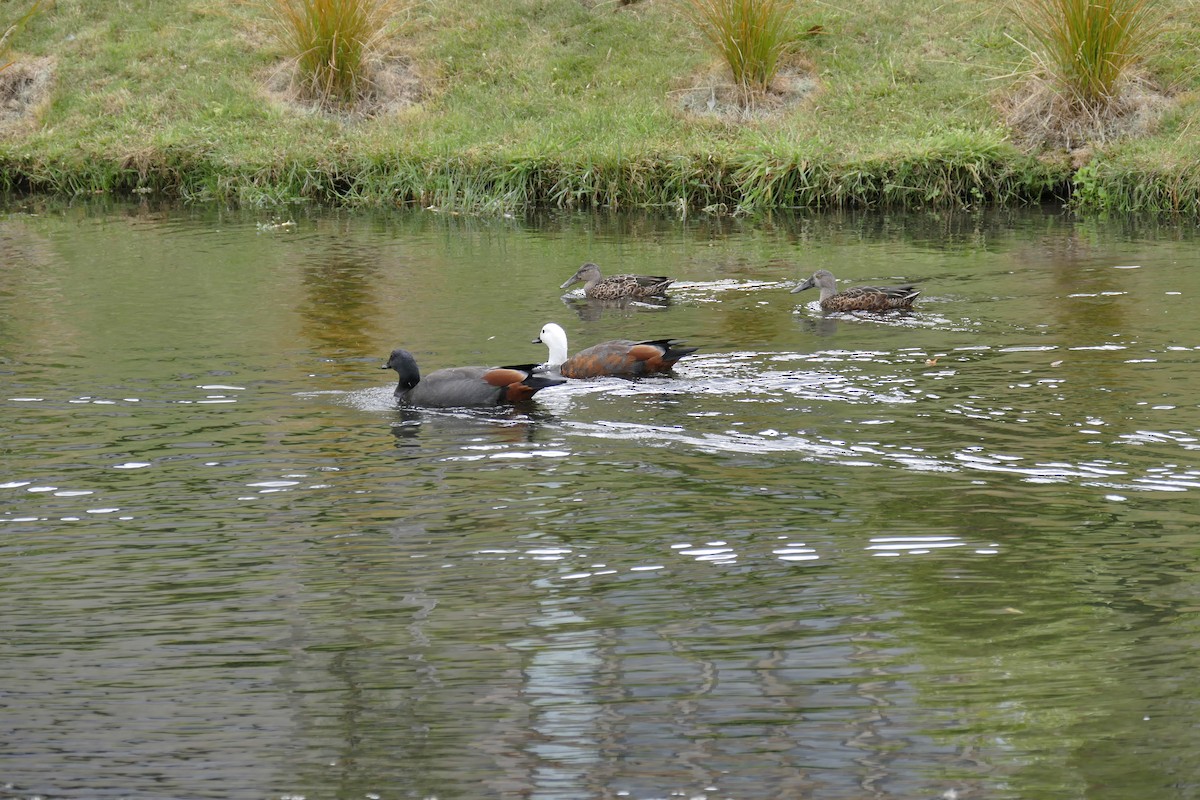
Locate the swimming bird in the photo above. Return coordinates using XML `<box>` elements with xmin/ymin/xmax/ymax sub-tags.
<box><xmin>790</xmin><ymin>269</ymin><xmax>920</xmax><ymax>312</ymax></box>
<box><xmin>533</xmin><ymin>322</ymin><xmax>698</xmax><ymax>379</ymax></box>
<box><xmin>381</xmin><ymin>348</ymin><xmax>565</xmax><ymax>408</ymax></box>
<box><xmin>559</xmin><ymin>262</ymin><xmax>674</xmax><ymax>301</ymax></box>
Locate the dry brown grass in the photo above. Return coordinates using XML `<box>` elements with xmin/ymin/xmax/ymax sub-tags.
<box><xmin>263</xmin><ymin>53</ymin><xmax>424</xmax><ymax>119</ymax></box>
<box><xmin>0</xmin><ymin>56</ymin><xmax>53</xmax><ymax>134</ymax></box>
<box><xmin>675</xmin><ymin>61</ymin><xmax>817</xmax><ymax>123</ymax></box>
<box><xmin>1001</xmin><ymin>71</ymin><xmax>1169</xmax><ymax>152</ymax></box>
<box><xmin>1004</xmin><ymin>0</ymin><xmax>1169</xmax><ymax>152</ymax></box>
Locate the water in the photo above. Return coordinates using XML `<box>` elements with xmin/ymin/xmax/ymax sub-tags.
<box><xmin>2</xmin><ymin>202</ymin><xmax>1200</xmax><ymax>799</ymax></box>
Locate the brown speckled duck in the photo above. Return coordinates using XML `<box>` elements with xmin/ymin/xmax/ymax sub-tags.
<box><xmin>791</xmin><ymin>269</ymin><xmax>920</xmax><ymax>312</ymax></box>
<box><xmin>381</xmin><ymin>348</ymin><xmax>565</xmax><ymax>408</ymax></box>
<box><xmin>533</xmin><ymin>322</ymin><xmax>698</xmax><ymax>378</ymax></box>
<box><xmin>559</xmin><ymin>262</ymin><xmax>674</xmax><ymax>301</ymax></box>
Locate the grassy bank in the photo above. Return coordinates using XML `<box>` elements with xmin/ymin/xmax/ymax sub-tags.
<box><xmin>1</xmin><ymin>0</ymin><xmax>1198</xmax><ymax>213</ymax></box>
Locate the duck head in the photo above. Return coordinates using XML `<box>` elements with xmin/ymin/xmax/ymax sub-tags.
<box><xmin>560</xmin><ymin>262</ymin><xmax>602</xmax><ymax>290</ymax></box>
<box><xmin>533</xmin><ymin>322</ymin><xmax>570</xmax><ymax>367</ymax></box>
<box><xmin>790</xmin><ymin>269</ymin><xmax>835</xmax><ymax>294</ymax></box>
<box><xmin>381</xmin><ymin>348</ymin><xmax>421</xmax><ymax>391</ymax></box>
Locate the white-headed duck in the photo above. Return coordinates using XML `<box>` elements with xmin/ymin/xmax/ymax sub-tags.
<box><xmin>533</xmin><ymin>322</ymin><xmax>697</xmax><ymax>379</ymax></box>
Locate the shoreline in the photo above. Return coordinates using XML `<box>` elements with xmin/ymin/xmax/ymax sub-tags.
<box><xmin>0</xmin><ymin>0</ymin><xmax>1196</xmax><ymax>215</ymax></box>
<box><xmin>0</xmin><ymin>147</ymin><xmax>1077</xmax><ymax>213</ymax></box>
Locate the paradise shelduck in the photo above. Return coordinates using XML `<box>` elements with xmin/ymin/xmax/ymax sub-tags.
<box><xmin>533</xmin><ymin>322</ymin><xmax>698</xmax><ymax>379</ymax></box>
<box><xmin>559</xmin><ymin>262</ymin><xmax>674</xmax><ymax>301</ymax></box>
<box><xmin>791</xmin><ymin>269</ymin><xmax>920</xmax><ymax>312</ymax></box>
<box><xmin>381</xmin><ymin>348</ymin><xmax>565</xmax><ymax>407</ymax></box>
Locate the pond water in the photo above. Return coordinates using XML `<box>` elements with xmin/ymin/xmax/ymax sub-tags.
<box><xmin>2</xmin><ymin>201</ymin><xmax>1199</xmax><ymax>800</ymax></box>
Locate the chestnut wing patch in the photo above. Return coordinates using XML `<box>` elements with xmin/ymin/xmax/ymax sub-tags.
<box><xmin>561</xmin><ymin>342</ymin><xmax>669</xmax><ymax>378</ymax></box>
<box><xmin>561</xmin><ymin>351</ymin><xmax>618</xmax><ymax>378</ymax></box>
<box><xmin>503</xmin><ymin>383</ymin><xmax>540</xmax><ymax>402</ymax></box>
<box><xmin>626</xmin><ymin>343</ymin><xmax>667</xmax><ymax>372</ymax></box>
<box><xmin>482</xmin><ymin>367</ymin><xmax>529</xmax><ymax>388</ymax></box>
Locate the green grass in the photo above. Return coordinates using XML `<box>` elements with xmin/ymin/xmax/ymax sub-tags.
<box><xmin>0</xmin><ymin>0</ymin><xmax>43</xmax><ymax>71</ymax></box>
<box><xmin>0</xmin><ymin>0</ymin><xmax>1199</xmax><ymax>212</ymax></box>
<box><xmin>265</xmin><ymin>0</ymin><xmax>398</xmax><ymax>108</ymax></box>
<box><xmin>682</xmin><ymin>0</ymin><xmax>797</xmax><ymax>98</ymax></box>
<box><xmin>1015</xmin><ymin>0</ymin><xmax>1159</xmax><ymax>111</ymax></box>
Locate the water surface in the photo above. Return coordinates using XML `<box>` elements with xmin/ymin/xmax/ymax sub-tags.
<box><xmin>2</xmin><ymin>203</ymin><xmax>1199</xmax><ymax>799</ymax></box>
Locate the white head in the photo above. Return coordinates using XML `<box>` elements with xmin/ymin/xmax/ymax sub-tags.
<box><xmin>533</xmin><ymin>322</ymin><xmax>569</xmax><ymax>368</ymax></box>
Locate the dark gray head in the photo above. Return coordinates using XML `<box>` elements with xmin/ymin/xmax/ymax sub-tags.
<box><xmin>381</xmin><ymin>348</ymin><xmax>420</xmax><ymax>391</ymax></box>
<box><xmin>560</xmin><ymin>262</ymin><xmax>602</xmax><ymax>290</ymax></box>
<box><xmin>790</xmin><ymin>269</ymin><xmax>835</xmax><ymax>294</ymax></box>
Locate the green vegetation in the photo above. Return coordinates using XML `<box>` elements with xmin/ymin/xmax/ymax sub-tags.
<box><xmin>1015</xmin><ymin>0</ymin><xmax>1158</xmax><ymax>111</ymax></box>
<box><xmin>0</xmin><ymin>0</ymin><xmax>43</xmax><ymax>71</ymax></box>
<box><xmin>0</xmin><ymin>0</ymin><xmax>1197</xmax><ymax>213</ymax></box>
<box><xmin>682</xmin><ymin>0</ymin><xmax>797</xmax><ymax>99</ymax></box>
<box><xmin>265</xmin><ymin>0</ymin><xmax>399</xmax><ymax>108</ymax></box>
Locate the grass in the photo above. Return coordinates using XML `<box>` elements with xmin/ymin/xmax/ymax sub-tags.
<box><xmin>1014</xmin><ymin>0</ymin><xmax>1159</xmax><ymax>112</ymax></box>
<box><xmin>681</xmin><ymin>0</ymin><xmax>797</xmax><ymax>99</ymax></box>
<box><xmin>264</xmin><ymin>0</ymin><xmax>398</xmax><ymax>108</ymax></box>
<box><xmin>0</xmin><ymin>0</ymin><xmax>1199</xmax><ymax>212</ymax></box>
<box><xmin>0</xmin><ymin>0</ymin><xmax>43</xmax><ymax>71</ymax></box>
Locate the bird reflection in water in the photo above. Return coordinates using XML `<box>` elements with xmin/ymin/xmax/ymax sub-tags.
<box><xmin>793</xmin><ymin>314</ymin><xmax>843</xmax><ymax>337</ymax></box>
<box><xmin>561</xmin><ymin>293</ymin><xmax>670</xmax><ymax>322</ymax></box>
<box><xmin>388</xmin><ymin>406</ymin><xmax>554</xmax><ymax>448</ymax></box>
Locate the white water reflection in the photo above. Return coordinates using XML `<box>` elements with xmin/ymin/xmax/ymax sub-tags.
<box><xmin>793</xmin><ymin>303</ymin><xmax>970</xmax><ymax>331</ymax></box>
<box><xmin>867</xmin><ymin>535</ymin><xmax>970</xmax><ymax>556</ymax></box>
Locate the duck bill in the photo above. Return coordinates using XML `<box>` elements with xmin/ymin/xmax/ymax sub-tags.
<box><xmin>790</xmin><ymin>278</ymin><xmax>816</xmax><ymax>294</ymax></box>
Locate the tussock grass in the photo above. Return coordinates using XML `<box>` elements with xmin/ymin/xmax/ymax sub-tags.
<box><xmin>1014</xmin><ymin>0</ymin><xmax>1158</xmax><ymax>112</ymax></box>
<box><xmin>1006</xmin><ymin>0</ymin><xmax>1167</xmax><ymax>151</ymax></box>
<box><xmin>265</xmin><ymin>0</ymin><xmax>398</xmax><ymax>108</ymax></box>
<box><xmin>0</xmin><ymin>0</ymin><xmax>43</xmax><ymax>71</ymax></box>
<box><xmin>681</xmin><ymin>0</ymin><xmax>797</xmax><ymax>100</ymax></box>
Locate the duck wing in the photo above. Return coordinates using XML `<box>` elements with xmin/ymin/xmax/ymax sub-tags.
<box><xmin>835</xmin><ymin>284</ymin><xmax>921</xmax><ymax>310</ymax></box>
<box><xmin>407</xmin><ymin>365</ymin><xmax>563</xmax><ymax>407</ymax></box>
<box><xmin>606</xmin><ymin>274</ymin><xmax>674</xmax><ymax>295</ymax></box>
<box><xmin>627</xmin><ymin>274</ymin><xmax>673</xmax><ymax>287</ymax></box>
<box><xmin>562</xmin><ymin>339</ymin><xmax>696</xmax><ymax>378</ymax></box>
<box><xmin>489</xmin><ymin>363</ymin><xmax>567</xmax><ymax>401</ymax></box>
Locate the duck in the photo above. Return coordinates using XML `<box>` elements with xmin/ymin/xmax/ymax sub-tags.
<box><xmin>559</xmin><ymin>262</ymin><xmax>674</xmax><ymax>301</ymax></box>
<box><xmin>790</xmin><ymin>269</ymin><xmax>920</xmax><ymax>312</ymax></box>
<box><xmin>381</xmin><ymin>348</ymin><xmax>565</xmax><ymax>408</ymax></box>
<box><xmin>533</xmin><ymin>322</ymin><xmax>698</xmax><ymax>379</ymax></box>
